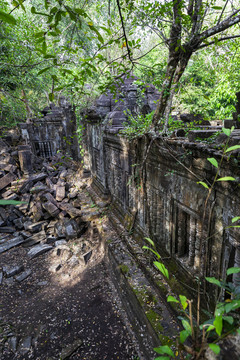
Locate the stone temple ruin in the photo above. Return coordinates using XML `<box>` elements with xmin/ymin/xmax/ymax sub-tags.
<box><xmin>82</xmin><ymin>76</ymin><xmax>240</xmax><ymax>301</ymax></box>
<box><xmin>19</xmin><ymin>96</ymin><xmax>80</xmax><ymax>161</ymax></box>
<box><xmin>11</xmin><ymin>77</ymin><xmax>240</xmax><ymax>301</ymax></box>
<box><xmin>0</xmin><ymin>77</ymin><xmax>240</xmax><ymax>359</ymax></box>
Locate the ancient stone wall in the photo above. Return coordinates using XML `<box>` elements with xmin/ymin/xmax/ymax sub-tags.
<box><xmin>82</xmin><ymin>78</ymin><xmax>240</xmax><ymax>302</ymax></box>
<box><xmin>19</xmin><ymin>97</ymin><xmax>80</xmax><ymax>160</ymax></box>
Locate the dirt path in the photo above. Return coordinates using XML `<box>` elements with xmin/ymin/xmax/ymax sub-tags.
<box><xmin>0</xmin><ymin>191</ymin><xmax>139</xmax><ymax>360</ymax></box>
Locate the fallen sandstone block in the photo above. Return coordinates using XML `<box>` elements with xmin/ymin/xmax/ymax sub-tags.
<box><xmin>0</xmin><ymin>172</ymin><xmax>16</xmax><ymax>191</ymax></box>
<box><xmin>27</xmin><ymin>244</ymin><xmax>53</xmax><ymax>259</ymax></box>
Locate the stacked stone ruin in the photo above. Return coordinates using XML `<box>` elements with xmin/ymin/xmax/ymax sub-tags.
<box><xmin>83</xmin><ymin>76</ymin><xmax>240</xmax><ymax>302</ymax></box>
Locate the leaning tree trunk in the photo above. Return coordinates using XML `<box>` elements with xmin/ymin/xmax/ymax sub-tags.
<box><xmin>162</xmin><ymin>53</ymin><xmax>192</xmax><ymax>132</ymax></box>
<box><xmin>153</xmin><ymin>50</ymin><xmax>192</xmax><ymax>133</ymax></box>
<box><xmin>152</xmin><ymin>0</ymin><xmax>183</xmax><ymax>132</ymax></box>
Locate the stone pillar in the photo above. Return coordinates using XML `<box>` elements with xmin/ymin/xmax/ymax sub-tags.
<box><xmin>18</xmin><ymin>145</ymin><xmax>32</xmax><ymax>176</ymax></box>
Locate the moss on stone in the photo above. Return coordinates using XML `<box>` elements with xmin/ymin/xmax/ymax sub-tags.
<box><xmin>145</xmin><ymin>309</ymin><xmax>163</xmax><ymax>334</ymax></box>
<box><xmin>118</xmin><ymin>264</ymin><xmax>130</xmax><ymax>275</ymax></box>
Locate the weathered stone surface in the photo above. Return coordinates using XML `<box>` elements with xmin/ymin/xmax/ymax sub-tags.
<box><xmin>8</xmin><ymin>336</ymin><xmax>18</xmax><ymax>352</ymax></box>
<box><xmin>18</xmin><ymin>179</ymin><xmax>34</xmax><ymax>194</ymax></box>
<box><xmin>0</xmin><ymin>226</ymin><xmax>15</xmax><ymax>233</ymax></box>
<box><xmin>180</xmin><ymin>113</ymin><xmax>210</xmax><ymax>125</ymax></box>
<box><xmin>0</xmin><ymin>207</ymin><xmax>8</xmax><ymax>220</ymax></box>
<box><xmin>23</xmin><ymin>230</ymin><xmax>46</xmax><ymax>247</ymax></box>
<box><xmin>60</xmin><ymin>338</ymin><xmax>82</xmax><ymax>359</ymax></box>
<box><xmin>49</xmin><ymin>263</ymin><xmax>62</xmax><ymax>272</ymax></box>
<box><xmin>188</xmin><ymin>129</ymin><xmax>218</xmax><ymax>141</ymax></box>
<box><xmin>19</xmin><ymin>336</ymin><xmax>32</xmax><ymax>355</ymax></box>
<box><xmin>68</xmin><ymin>189</ymin><xmax>78</xmax><ymax>199</ymax></box>
<box><xmin>46</xmin><ymin>234</ymin><xmax>57</xmax><ymax>244</ymax></box>
<box><xmin>59</xmin><ymin>169</ymin><xmax>68</xmax><ymax>179</ymax></box>
<box><xmin>58</xmin><ymin>203</ymin><xmax>82</xmax><ymax>218</ymax></box>
<box><xmin>15</xmin><ymin>269</ymin><xmax>32</xmax><ymax>282</ymax></box>
<box><xmin>13</xmin><ymin>218</ymin><xmax>24</xmax><ymax>230</ymax></box>
<box><xmin>16</xmin><ymin>193</ymin><xmax>31</xmax><ymax>212</ymax></box>
<box><xmin>83</xmin><ymin>250</ymin><xmax>92</xmax><ymax>264</ymax></box>
<box><xmin>42</xmin><ymin>201</ymin><xmax>60</xmax><ymax>217</ymax></box>
<box><xmin>56</xmin><ymin>184</ymin><xmax>66</xmax><ymax>201</ymax></box>
<box><xmin>18</xmin><ymin>146</ymin><xmax>32</xmax><ymax>175</ymax></box>
<box><xmin>30</xmin><ymin>172</ymin><xmax>47</xmax><ymax>183</ymax></box>
<box><xmin>64</xmin><ymin>219</ymin><xmax>79</xmax><ymax>239</ymax></box>
<box><xmin>19</xmin><ymin>230</ymin><xmax>31</xmax><ymax>239</ymax></box>
<box><xmin>24</xmin><ymin>220</ymin><xmax>46</xmax><ymax>233</ymax></box>
<box><xmin>67</xmin><ymin>255</ymin><xmax>80</xmax><ymax>268</ymax></box>
<box><xmin>52</xmin><ymin>245</ymin><xmax>72</xmax><ymax>262</ymax></box>
<box><xmin>37</xmin><ymin>281</ymin><xmax>48</xmax><ymax>286</ymax></box>
<box><xmin>30</xmin><ymin>184</ymin><xmax>48</xmax><ymax>194</ymax></box>
<box><xmin>54</xmin><ymin>221</ymin><xmax>66</xmax><ymax>239</ymax></box>
<box><xmin>0</xmin><ymin>172</ymin><xmax>16</xmax><ymax>191</ymax></box>
<box><xmin>71</xmin><ymin>198</ymin><xmax>81</xmax><ymax>208</ymax></box>
<box><xmin>205</xmin><ymin>333</ymin><xmax>240</xmax><ymax>360</ymax></box>
<box><xmin>27</xmin><ymin>244</ymin><xmax>53</xmax><ymax>259</ymax></box>
<box><xmin>55</xmin><ymin>239</ymin><xmax>67</xmax><ymax>246</ymax></box>
<box><xmin>3</xmin><ymin>264</ymin><xmax>24</xmax><ymax>278</ymax></box>
<box><xmin>40</xmin><ymin>192</ymin><xmax>59</xmax><ymax>208</ymax></box>
<box><xmin>0</xmin><ymin>236</ymin><xmax>25</xmax><ymax>254</ymax></box>
<box><xmin>0</xmin><ymin>272</ymin><xmax>3</xmax><ymax>284</ymax></box>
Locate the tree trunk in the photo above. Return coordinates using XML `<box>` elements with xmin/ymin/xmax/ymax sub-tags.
<box><xmin>153</xmin><ymin>50</ymin><xmax>192</xmax><ymax>132</ymax></box>
<box><xmin>21</xmin><ymin>89</ymin><xmax>33</xmax><ymax>120</ymax></box>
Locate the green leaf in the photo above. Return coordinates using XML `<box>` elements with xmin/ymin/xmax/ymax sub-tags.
<box><xmin>142</xmin><ymin>246</ymin><xmax>161</xmax><ymax>259</ymax></box>
<box><xmin>42</xmin><ymin>41</ymin><xmax>47</xmax><ymax>54</ymax></box>
<box><xmin>182</xmin><ymin>319</ymin><xmax>192</xmax><ymax>334</ymax></box>
<box><xmin>225</xmin><ymin>145</ymin><xmax>240</xmax><ymax>153</ymax></box>
<box><xmin>49</xmin><ymin>93</ymin><xmax>54</xmax><ymax>101</ymax></box>
<box><xmin>0</xmin><ymin>11</ymin><xmax>17</xmax><ymax>25</ymax></box>
<box><xmin>179</xmin><ymin>295</ymin><xmax>188</xmax><ymax>310</ymax></box>
<box><xmin>154</xmin><ymin>345</ymin><xmax>174</xmax><ymax>357</ymax></box>
<box><xmin>154</xmin><ymin>357</ymin><xmax>170</xmax><ymax>360</ymax></box>
<box><xmin>180</xmin><ymin>329</ymin><xmax>189</xmax><ymax>343</ymax></box>
<box><xmin>0</xmin><ymin>199</ymin><xmax>26</xmax><ymax>205</ymax></box>
<box><xmin>207</xmin><ymin>158</ymin><xmax>218</xmax><ymax>168</ymax></box>
<box><xmin>232</xmin><ymin>217</ymin><xmax>240</xmax><ymax>223</ymax></box>
<box><xmin>222</xmin><ymin>128</ymin><xmax>231</xmax><ymax>136</ymax></box>
<box><xmin>205</xmin><ymin>277</ymin><xmax>221</xmax><ymax>287</ymax></box>
<box><xmin>227</xmin><ymin>267</ymin><xmax>240</xmax><ymax>276</ymax></box>
<box><xmin>217</xmin><ymin>177</ymin><xmax>235</xmax><ymax>182</ymax></box>
<box><xmin>225</xmin><ymin>300</ymin><xmax>240</xmax><ymax>313</ymax></box>
<box><xmin>223</xmin><ymin>316</ymin><xmax>234</xmax><ymax>325</ymax></box>
<box><xmin>44</xmin><ymin>54</ymin><xmax>56</xmax><ymax>59</ymax></box>
<box><xmin>37</xmin><ymin>67</ymin><xmax>51</xmax><ymax>75</ymax></box>
<box><xmin>209</xmin><ymin>343</ymin><xmax>220</xmax><ymax>355</ymax></box>
<box><xmin>144</xmin><ymin>237</ymin><xmax>155</xmax><ymax>247</ymax></box>
<box><xmin>34</xmin><ymin>31</ymin><xmax>45</xmax><ymax>39</ymax></box>
<box><xmin>153</xmin><ymin>261</ymin><xmax>169</xmax><ymax>279</ymax></box>
<box><xmin>197</xmin><ymin>181</ymin><xmax>209</xmax><ymax>189</ymax></box>
<box><xmin>213</xmin><ymin>316</ymin><xmax>222</xmax><ymax>336</ymax></box>
<box><xmin>212</xmin><ymin>6</ymin><xmax>222</xmax><ymax>10</ymax></box>
<box><xmin>206</xmin><ymin>325</ymin><xmax>215</xmax><ymax>332</ymax></box>
<box><xmin>88</xmin><ymin>24</ymin><xmax>104</xmax><ymax>44</ymax></box>
<box><xmin>167</xmin><ymin>296</ymin><xmax>179</xmax><ymax>303</ymax></box>
<box><xmin>74</xmin><ymin>8</ymin><xmax>87</xmax><ymax>17</ymax></box>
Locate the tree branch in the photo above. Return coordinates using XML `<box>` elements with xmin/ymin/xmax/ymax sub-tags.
<box><xmin>217</xmin><ymin>0</ymin><xmax>230</xmax><ymax>25</ymax></box>
<box><xmin>132</xmin><ymin>42</ymin><xmax>164</xmax><ymax>61</ymax></box>
<box><xmin>199</xmin><ymin>9</ymin><xmax>240</xmax><ymax>43</ymax></box>
<box><xmin>116</xmin><ymin>0</ymin><xmax>133</xmax><ymax>64</ymax></box>
<box><xmin>196</xmin><ymin>34</ymin><xmax>240</xmax><ymax>50</ymax></box>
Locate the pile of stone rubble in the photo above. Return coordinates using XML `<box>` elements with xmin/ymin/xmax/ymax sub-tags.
<box><xmin>0</xmin><ymin>137</ymin><xmax>104</xmax><ymax>285</ymax></box>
